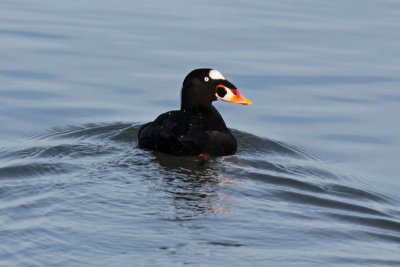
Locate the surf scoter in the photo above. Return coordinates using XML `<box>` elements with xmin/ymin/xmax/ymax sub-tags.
<box><xmin>138</xmin><ymin>68</ymin><xmax>252</xmax><ymax>156</ymax></box>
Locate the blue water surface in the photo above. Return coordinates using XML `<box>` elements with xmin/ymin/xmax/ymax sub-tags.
<box><xmin>1</xmin><ymin>0</ymin><xmax>400</xmax><ymax>266</ymax></box>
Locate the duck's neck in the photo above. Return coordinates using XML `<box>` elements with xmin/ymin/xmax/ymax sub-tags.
<box><xmin>180</xmin><ymin>104</ymin><xmax>213</xmax><ymax>114</ymax></box>
<box><xmin>180</xmin><ymin>84</ymin><xmax>213</xmax><ymax>112</ymax></box>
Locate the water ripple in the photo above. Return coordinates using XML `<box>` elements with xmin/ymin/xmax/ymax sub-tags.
<box><xmin>0</xmin><ymin>29</ymin><xmax>68</xmax><ymax>40</ymax></box>
<box><xmin>0</xmin><ymin>162</ymin><xmax>74</xmax><ymax>180</ymax></box>
<box><xmin>1</xmin><ymin>122</ymin><xmax>399</xmax><ymax>266</ymax></box>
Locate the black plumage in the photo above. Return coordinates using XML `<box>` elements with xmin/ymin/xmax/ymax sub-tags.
<box><xmin>138</xmin><ymin>68</ymin><xmax>251</xmax><ymax>156</ymax></box>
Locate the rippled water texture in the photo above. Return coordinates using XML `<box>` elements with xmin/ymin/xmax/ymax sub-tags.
<box><xmin>1</xmin><ymin>123</ymin><xmax>399</xmax><ymax>266</ymax></box>
<box><xmin>1</xmin><ymin>0</ymin><xmax>400</xmax><ymax>266</ymax></box>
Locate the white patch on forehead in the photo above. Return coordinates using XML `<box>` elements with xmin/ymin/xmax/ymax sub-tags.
<box><xmin>209</xmin><ymin>69</ymin><xmax>225</xmax><ymax>80</ymax></box>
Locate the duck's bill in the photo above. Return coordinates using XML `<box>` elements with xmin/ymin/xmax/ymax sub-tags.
<box><xmin>216</xmin><ymin>85</ymin><xmax>252</xmax><ymax>105</ymax></box>
<box><xmin>229</xmin><ymin>89</ymin><xmax>252</xmax><ymax>105</ymax></box>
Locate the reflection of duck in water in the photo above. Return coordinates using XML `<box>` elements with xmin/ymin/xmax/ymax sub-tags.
<box><xmin>138</xmin><ymin>69</ymin><xmax>252</xmax><ymax>157</ymax></box>
<box><xmin>153</xmin><ymin>151</ymin><xmax>238</xmax><ymax>217</ymax></box>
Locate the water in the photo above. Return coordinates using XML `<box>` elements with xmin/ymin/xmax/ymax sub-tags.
<box><xmin>1</xmin><ymin>0</ymin><xmax>400</xmax><ymax>266</ymax></box>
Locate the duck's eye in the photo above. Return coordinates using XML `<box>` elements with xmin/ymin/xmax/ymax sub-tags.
<box><xmin>204</xmin><ymin>77</ymin><xmax>209</xmax><ymax>82</ymax></box>
<box><xmin>217</xmin><ymin>86</ymin><xmax>227</xmax><ymax>98</ymax></box>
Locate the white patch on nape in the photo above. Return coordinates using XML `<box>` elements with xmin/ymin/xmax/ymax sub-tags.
<box><xmin>209</xmin><ymin>69</ymin><xmax>226</xmax><ymax>80</ymax></box>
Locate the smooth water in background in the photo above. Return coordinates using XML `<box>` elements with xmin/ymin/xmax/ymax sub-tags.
<box><xmin>1</xmin><ymin>1</ymin><xmax>400</xmax><ymax>266</ymax></box>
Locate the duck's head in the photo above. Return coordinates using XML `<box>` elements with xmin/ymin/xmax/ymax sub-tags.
<box><xmin>181</xmin><ymin>68</ymin><xmax>252</xmax><ymax>111</ymax></box>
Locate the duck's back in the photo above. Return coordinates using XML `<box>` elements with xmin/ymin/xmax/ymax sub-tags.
<box><xmin>138</xmin><ymin>107</ymin><xmax>237</xmax><ymax>156</ymax></box>
<box><xmin>138</xmin><ymin>110</ymin><xmax>190</xmax><ymax>155</ymax></box>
